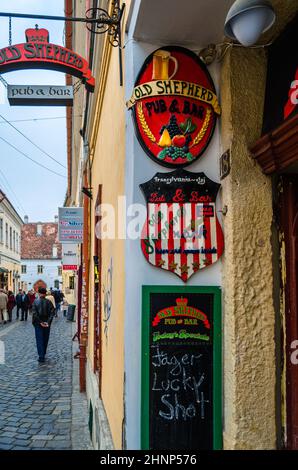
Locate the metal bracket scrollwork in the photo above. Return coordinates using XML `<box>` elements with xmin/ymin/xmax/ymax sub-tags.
<box><xmin>85</xmin><ymin>1</ymin><xmax>125</xmax><ymax>85</ymax></box>
<box><xmin>85</xmin><ymin>1</ymin><xmax>125</xmax><ymax>47</ymax></box>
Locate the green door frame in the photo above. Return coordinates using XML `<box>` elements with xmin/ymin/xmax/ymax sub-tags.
<box><xmin>141</xmin><ymin>285</ymin><xmax>222</xmax><ymax>450</ymax></box>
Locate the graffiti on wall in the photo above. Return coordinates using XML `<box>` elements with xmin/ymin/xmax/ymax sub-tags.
<box><xmin>103</xmin><ymin>258</ymin><xmax>113</xmax><ymax>343</ymax></box>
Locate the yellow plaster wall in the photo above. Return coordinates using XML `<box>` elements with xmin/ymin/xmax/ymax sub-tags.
<box><xmin>86</xmin><ymin>2</ymin><xmax>130</xmax><ymax>446</ymax></box>
<box><xmin>220</xmin><ymin>46</ymin><xmax>277</xmax><ymax>449</ymax></box>
<box><xmin>220</xmin><ymin>1</ymin><xmax>298</xmax><ymax>449</ymax></box>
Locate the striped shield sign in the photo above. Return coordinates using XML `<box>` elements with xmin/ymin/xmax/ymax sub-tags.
<box><xmin>140</xmin><ymin>169</ymin><xmax>224</xmax><ymax>282</ymax></box>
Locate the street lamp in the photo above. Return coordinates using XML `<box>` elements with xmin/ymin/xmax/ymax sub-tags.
<box><xmin>224</xmin><ymin>0</ymin><xmax>276</xmax><ymax>47</ymax></box>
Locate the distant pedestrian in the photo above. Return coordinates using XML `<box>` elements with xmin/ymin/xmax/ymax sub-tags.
<box><xmin>32</xmin><ymin>287</ymin><xmax>55</xmax><ymax>363</ymax></box>
<box><xmin>52</xmin><ymin>289</ymin><xmax>61</xmax><ymax>317</ymax></box>
<box><xmin>28</xmin><ymin>290</ymin><xmax>36</xmax><ymax>312</ymax></box>
<box><xmin>7</xmin><ymin>291</ymin><xmax>16</xmax><ymax>322</ymax></box>
<box><xmin>20</xmin><ymin>291</ymin><xmax>30</xmax><ymax>321</ymax></box>
<box><xmin>62</xmin><ymin>297</ymin><xmax>69</xmax><ymax>317</ymax></box>
<box><xmin>15</xmin><ymin>289</ymin><xmax>23</xmax><ymax>320</ymax></box>
<box><xmin>46</xmin><ymin>291</ymin><xmax>56</xmax><ymax>310</ymax></box>
<box><xmin>0</xmin><ymin>288</ymin><xmax>8</xmax><ymax>325</ymax></box>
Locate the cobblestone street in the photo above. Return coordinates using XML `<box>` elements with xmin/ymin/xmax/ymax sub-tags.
<box><xmin>0</xmin><ymin>313</ymin><xmax>92</xmax><ymax>450</ymax></box>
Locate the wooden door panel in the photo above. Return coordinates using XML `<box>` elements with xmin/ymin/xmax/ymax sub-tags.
<box><xmin>281</xmin><ymin>176</ymin><xmax>298</xmax><ymax>449</ymax></box>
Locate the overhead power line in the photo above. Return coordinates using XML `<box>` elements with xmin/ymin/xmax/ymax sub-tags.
<box><xmin>0</xmin><ymin>76</ymin><xmax>8</xmax><ymax>88</ymax></box>
<box><xmin>0</xmin><ymin>113</ymin><xmax>66</xmax><ymax>169</ymax></box>
<box><xmin>0</xmin><ymin>135</ymin><xmax>66</xmax><ymax>179</ymax></box>
<box><xmin>0</xmin><ymin>115</ymin><xmax>82</xmax><ymax>124</ymax></box>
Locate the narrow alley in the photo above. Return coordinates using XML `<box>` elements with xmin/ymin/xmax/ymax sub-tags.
<box><xmin>0</xmin><ymin>314</ymin><xmax>92</xmax><ymax>450</ymax></box>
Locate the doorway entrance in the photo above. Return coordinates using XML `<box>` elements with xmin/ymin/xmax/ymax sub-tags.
<box><xmin>280</xmin><ymin>175</ymin><xmax>298</xmax><ymax>449</ymax></box>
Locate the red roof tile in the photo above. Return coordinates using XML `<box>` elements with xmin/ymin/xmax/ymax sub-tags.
<box><xmin>21</xmin><ymin>223</ymin><xmax>62</xmax><ymax>259</ymax></box>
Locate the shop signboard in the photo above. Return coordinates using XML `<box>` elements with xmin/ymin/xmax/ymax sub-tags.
<box><xmin>141</xmin><ymin>285</ymin><xmax>222</xmax><ymax>450</ymax></box>
<box><xmin>127</xmin><ymin>46</ymin><xmax>220</xmax><ymax>168</ymax></box>
<box><xmin>0</xmin><ymin>26</ymin><xmax>95</xmax><ymax>92</ymax></box>
<box><xmin>140</xmin><ymin>169</ymin><xmax>224</xmax><ymax>282</ymax></box>
<box><xmin>8</xmin><ymin>85</ymin><xmax>73</xmax><ymax>106</ymax></box>
<box><xmin>58</xmin><ymin>207</ymin><xmax>83</xmax><ymax>243</ymax></box>
<box><xmin>62</xmin><ymin>244</ymin><xmax>78</xmax><ymax>271</ymax></box>
<box><xmin>263</xmin><ymin>15</ymin><xmax>298</xmax><ymax>133</ymax></box>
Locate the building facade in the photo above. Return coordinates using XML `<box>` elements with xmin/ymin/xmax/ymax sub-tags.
<box><xmin>65</xmin><ymin>0</ymin><xmax>298</xmax><ymax>450</ymax></box>
<box><xmin>0</xmin><ymin>190</ymin><xmax>23</xmax><ymax>293</ymax></box>
<box><xmin>21</xmin><ymin>219</ymin><xmax>62</xmax><ymax>292</ymax></box>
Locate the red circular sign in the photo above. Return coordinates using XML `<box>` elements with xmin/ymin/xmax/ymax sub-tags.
<box><xmin>128</xmin><ymin>46</ymin><xmax>220</xmax><ymax>168</ymax></box>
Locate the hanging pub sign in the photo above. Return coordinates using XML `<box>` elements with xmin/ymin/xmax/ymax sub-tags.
<box><xmin>141</xmin><ymin>286</ymin><xmax>222</xmax><ymax>450</ymax></box>
<box><xmin>140</xmin><ymin>169</ymin><xmax>224</xmax><ymax>282</ymax></box>
<box><xmin>8</xmin><ymin>85</ymin><xmax>73</xmax><ymax>106</ymax></box>
<box><xmin>127</xmin><ymin>46</ymin><xmax>220</xmax><ymax>168</ymax></box>
<box><xmin>0</xmin><ymin>26</ymin><xmax>95</xmax><ymax>92</ymax></box>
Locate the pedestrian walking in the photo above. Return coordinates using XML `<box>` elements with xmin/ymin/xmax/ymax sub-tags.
<box><xmin>32</xmin><ymin>287</ymin><xmax>55</xmax><ymax>363</ymax></box>
<box><xmin>7</xmin><ymin>291</ymin><xmax>16</xmax><ymax>322</ymax></box>
<box><xmin>46</xmin><ymin>290</ymin><xmax>56</xmax><ymax>310</ymax></box>
<box><xmin>28</xmin><ymin>289</ymin><xmax>36</xmax><ymax>312</ymax></box>
<box><xmin>62</xmin><ymin>296</ymin><xmax>69</xmax><ymax>317</ymax></box>
<box><xmin>52</xmin><ymin>289</ymin><xmax>61</xmax><ymax>317</ymax></box>
<box><xmin>0</xmin><ymin>288</ymin><xmax>8</xmax><ymax>325</ymax></box>
<box><xmin>20</xmin><ymin>291</ymin><xmax>30</xmax><ymax>321</ymax></box>
<box><xmin>15</xmin><ymin>289</ymin><xmax>23</xmax><ymax>320</ymax></box>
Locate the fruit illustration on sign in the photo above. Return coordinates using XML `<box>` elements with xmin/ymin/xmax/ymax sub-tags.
<box><xmin>127</xmin><ymin>46</ymin><xmax>221</xmax><ymax>168</ymax></box>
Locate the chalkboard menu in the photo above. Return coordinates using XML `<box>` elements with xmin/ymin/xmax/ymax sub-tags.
<box><xmin>141</xmin><ymin>286</ymin><xmax>222</xmax><ymax>450</ymax></box>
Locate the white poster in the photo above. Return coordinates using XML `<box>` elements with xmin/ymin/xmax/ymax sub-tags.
<box><xmin>62</xmin><ymin>244</ymin><xmax>78</xmax><ymax>270</ymax></box>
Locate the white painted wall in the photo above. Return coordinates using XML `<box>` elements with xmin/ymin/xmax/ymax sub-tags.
<box><xmin>0</xmin><ymin>195</ymin><xmax>22</xmax><ymax>293</ymax></box>
<box><xmin>20</xmin><ymin>259</ymin><xmax>62</xmax><ymax>291</ymax></box>
<box><xmin>124</xmin><ymin>33</ymin><xmax>223</xmax><ymax>449</ymax></box>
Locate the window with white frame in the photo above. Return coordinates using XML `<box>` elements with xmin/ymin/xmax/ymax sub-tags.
<box><xmin>0</xmin><ymin>218</ymin><xmax>3</xmax><ymax>243</ymax></box>
<box><xmin>21</xmin><ymin>265</ymin><xmax>27</xmax><ymax>274</ymax></box>
<box><xmin>37</xmin><ymin>265</ymin><xmax>43</xmax><ymax>274</ymax></box>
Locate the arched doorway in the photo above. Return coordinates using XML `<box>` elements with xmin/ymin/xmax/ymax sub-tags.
<box><xmin>33</xmin><ymin>279</ymin><xmax>47</xmax><ymax>292</ymax></box>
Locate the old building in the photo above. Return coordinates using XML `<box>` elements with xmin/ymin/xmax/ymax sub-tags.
<box><xmin>21</xmin><ymin>217</ymin><xmax>62</xmax><ymax>292</ymax></box>
<box><xmin>0</xmin><ymin>189</ymin><xmax>23</xmax><ymax>293</ymax></box>
<box><xmin>65</xmin><ymin>0</ymin><xmax>298</xmax><ymax>451</ymax></box>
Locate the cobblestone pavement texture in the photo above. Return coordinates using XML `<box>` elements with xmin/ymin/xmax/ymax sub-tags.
<box><xmin>0</xmin><ymin>311</ymin><xmax>91</xmax><ymax>450</ymax></box>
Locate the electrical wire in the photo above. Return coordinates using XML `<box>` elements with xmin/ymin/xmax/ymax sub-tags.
<box><xmin>0</xmin><ymin>135</ymin><xmax>67</xmax><ymax>179</ymax></box>
<box><xmin>0</xmin><ymin>113</ymin><xmax>66</xmax><ymax>169</ymax></box>
<box><xmin>0</xmin><ymin>76</ymin><xmax>8</xmax><ymax>87</ymax></box>
<box><xmin>0</xmin><ymin>115</ymin><xmax>82</xmax><ymax>124</ymax></box>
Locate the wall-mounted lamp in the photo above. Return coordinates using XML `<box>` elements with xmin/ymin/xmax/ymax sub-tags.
<box><xmin>224</xmin><ymin>0</ymin><xmax>276</xmax><ymax>47</ymax></box>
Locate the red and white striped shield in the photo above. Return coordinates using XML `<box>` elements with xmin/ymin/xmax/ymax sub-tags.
<box><xmin>140</xmin><ymin>170</ymin><xmax>224</xmax><ymax>282</ymax></box>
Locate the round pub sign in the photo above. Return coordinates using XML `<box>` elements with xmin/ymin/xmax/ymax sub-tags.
<box><xmin>127</xmin><ymin>46</ymin><xmax>221</xmax><ymax>168</ymax></box>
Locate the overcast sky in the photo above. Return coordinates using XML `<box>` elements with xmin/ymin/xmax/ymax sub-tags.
<box><xmin>0</xmin><ymin>0</ymin><xmax>69</xmax><ymax>222</ymax></box>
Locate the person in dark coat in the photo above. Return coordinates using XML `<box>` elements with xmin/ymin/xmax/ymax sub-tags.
<box><xmin>32</xmin><ymin>287</ymin><xmax>55</xmax><ymax>363</ymax></box>
<box><xmin>15</xmin><ymin>289</ymin><xmax>23</xmax><ymax>320</ymax></box>
<box><xmin>20</xmin><ymin>291</ymin><xmax>31</xmax><ymax>321</ymax></box>
<box><xmin>7</xmin><ymin>291</ymin><xmax>16</xmax><ymax>322</ymax></box>
<box><xmin>52</xmin><ymin>289</ymin><xmax>62</xmax><ymax>317</ymax></box>
<box><xmin>28</xmin><ymin>290</ymin><xmax>36</xmax><ymax>312</ymax></box>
